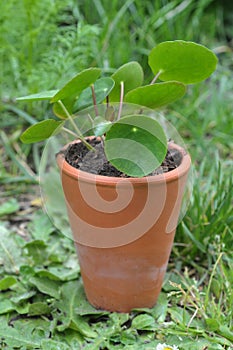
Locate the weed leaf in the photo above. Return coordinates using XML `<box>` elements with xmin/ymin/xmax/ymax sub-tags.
<box><xmin>28</xmin><ymin>302</ymin><xmax>51</xmax><ymax>316</ymax></box>
<box><xmin>0</xmin><ymin>198</ymin><xmax>19</xmax><ymax>216</ymax></box>
<box><xmin>41</xmin><ymin>339</ymin><xmax>70</xmax><ymax>350</ymax></box>
<box><xmin>0</xmin><ymin>300</ymin><xmax>15</xmax><ymax>315</ymax></box>
<box><xmin>0</xmin><ymin>321</ymin><xmax>41</xmax><ymax>348</ymax></box>
<box><xmin>29</xmin><ymin>276</ymin><xmax>61</xmax><ymax>299</ymax></box>
<box><xmin>24</xmin><ymin>240</ymin><xmax>48</xmax><ymax>265</ymax></box>
<box><xmin>55</xmin><ymin>281</ymin><xmax>97</xmax><ymax>338</ymax></box>
<box><xmin>0</xmin><ymin>223</ymin><xmax>24</xmax><ymax>273</ymax></box>
<box><xmin>0</xmin><ymin>276</ymin><xmax>17</xmax><ymax>291</ymax></box>
<box><xmin>131</xmin><ymin>314</ymin><xmax>157</xmax><ymax>331</ymax></box>
<box><xmin>28</xmin><ymin>210</ymin><xmax>54</xmax><ymax>241</ymax></box>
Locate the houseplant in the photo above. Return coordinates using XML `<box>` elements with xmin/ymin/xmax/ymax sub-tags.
<box><xmin>17</xmin><ymin>40</ymin><xmax>217</xmax><ymax>312</ymax></box>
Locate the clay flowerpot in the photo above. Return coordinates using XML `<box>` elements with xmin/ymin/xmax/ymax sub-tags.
<box><xmin>56</xmin><ymin>139</ymin><xmax>191</xmax><ymax>313</ymax></box>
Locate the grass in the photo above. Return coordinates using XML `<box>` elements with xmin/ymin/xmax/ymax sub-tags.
<box><xmin>0</xmin><ymin>0</ymin><xmax>233</xmax><ymax>349</ymax></box>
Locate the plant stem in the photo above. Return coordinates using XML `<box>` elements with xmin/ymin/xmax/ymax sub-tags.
<box><xmin>57</xmin><ymin>100</ymin><xmax>95</xmax><ymax>151</ymax></box>
<box><xmin>117</xmin><ymin>81</ymin><xmax>124</xmax><ymax>120</ymax></box>
<box><xmin>91</xmin><ymin>84</ymin><xmax>99</xmax><ymax>116</ymax></box>
<box><xmin>150</xmin><ymin>70</ymin><xmax>162</xmax><ymax>84</ymax></box>
<box><xmin>106</xmin><ymin>95</ymin><xmax>109</xmax><ymax>108</ymax></box>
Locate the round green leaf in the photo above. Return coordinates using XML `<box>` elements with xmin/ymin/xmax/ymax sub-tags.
<box><xmin>109</xmin><ymin>62</ymin><xmax>144</xmax><ymax>102</ymax></box>
<box><xmin>105</xmin><ymin>115</ymin><xmax>167</xmax><ymax>177</ymax></box>
<box><xmin>125</xmin><ymin>81</ymin><xmax>186</xmax><ymax>108</ymax></box>
<box><xmin>16</xmin><ymin>90</ymin><xmax>59</xmax><ymax>102</ymax></box>
<box><xmin>93</xmin><ymin>116</ymin><xmax>112</xmax><ymax>136</ymax></box>
<box><xmin>20</xmin><ymin>119</ymin><xmax>63</xmax><ymax>144</ymax></box>
<box><xmin>51</xmin><ymin>68</ymin><xmax>101</xmax><ymax>102</ymax></box>
<box><xmin>149</xmin><ymin>40</ymin><xmax>218</xmax><ymax>84</ymax></box>
<box><xmin>74</xmin><ymin>77</ymin><xmax>115</xmax><ymax>112</ymax></box>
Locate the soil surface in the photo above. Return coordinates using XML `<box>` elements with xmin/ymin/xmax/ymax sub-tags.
<box><xmin>64</xmin><ymin>138</ymin><xmax>183</xmax><ymax>177</ymax></box>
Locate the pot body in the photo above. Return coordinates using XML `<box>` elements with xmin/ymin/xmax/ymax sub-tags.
<box><xmin>57</xmin><ymin>140</ymin><xmax>191</xmax><ymax>312</ymax></box>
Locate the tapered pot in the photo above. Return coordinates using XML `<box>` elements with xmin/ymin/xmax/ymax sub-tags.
<box><xmin>56</xmin><ymin>139</ymin><xmax>191</xmax><ymax>313</ymax></box>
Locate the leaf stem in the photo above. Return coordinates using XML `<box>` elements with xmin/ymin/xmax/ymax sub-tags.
<box><xmin>117</xmin><ymin>81</ymin><xmax>124</xmax><ymax>120</ymax></box>
<box><xmin>62</xmin><ymin>127</ymin><xmax>80</xmax><ymax>138</ymax></box>
<box><xmin>91</xmin><ymin>84</ymin><xmax>99</xmax><ymax>116</ymax></box>
<box><xmin>150</xmin><ymin>70</ymin><xmax>162</xmax><ymax>84</ymax></box>
<box><xmin>57</xmin><ymin>100</ymin><xmax>95</xmax><ymax>151</ymax></box>
<box><xmin>87</xmin><ymin>113</ymin><xmax>94</xmax><ymax>124</ymax></box>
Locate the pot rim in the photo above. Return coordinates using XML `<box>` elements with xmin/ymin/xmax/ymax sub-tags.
<box><xmin>56</xmin><ymin>138</ymin><xmax>191</xmax><ymax>185</ymax></box>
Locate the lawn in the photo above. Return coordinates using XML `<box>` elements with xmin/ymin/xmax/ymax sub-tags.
<box><xmin>0</xmin><ymin>1</ymin><xmax>232</xmax><ymax>349</ymax></box>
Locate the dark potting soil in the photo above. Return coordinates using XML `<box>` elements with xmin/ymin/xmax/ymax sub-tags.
<box><xmin>64</xmin><ymin>138</ymin><xmax>183</xmax><ymax>177</ymax></box>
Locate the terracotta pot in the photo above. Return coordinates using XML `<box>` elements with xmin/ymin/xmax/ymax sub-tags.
<box><xmin>56</xmin><ymin>139</ymin><xmax>191</xmax><ymax>312</ymax></box>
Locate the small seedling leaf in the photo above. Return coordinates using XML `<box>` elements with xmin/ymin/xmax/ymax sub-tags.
<box><xmin>93</xmin><ymin>116</ymin><xmax>112</xmax><ymax>136</ymax></box>
<box><xmin>51</xmin><ymin>68</ymin><xmax>101</xmax><ymax>102</ymax></box>
<box><xmin>125</xmin><ymin>81</ymin><xmax>186</xmax><ymax>108</ymax></box>
<box><xmin>74</xmin><ymin>77</ymin><xmax>115</xmax><ymax>111</ymax></box>
<box><xmin>149</xmin><ymin>40</ymin><xmax>218</xmax><ymax>84</ymax></box>
<box><xmin>105</xmin><ymin>115</ymin><xmax>167</xmax><ymax>177</ymax></box>
<box><xmin>16</xmin><ymin>90</ymin><xmax>59</xmax><ymax>101</ymax></box>
<box><xmin>109</xmin><ymin>61</ymin><xmax>144</xmax><ymax>102</ymax></box>
<box><xmin>20</xmin><ymin>119</ymin><xmax>63</xmax><ymax>144</ymax></box>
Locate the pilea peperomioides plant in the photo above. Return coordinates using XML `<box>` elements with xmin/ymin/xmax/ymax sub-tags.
<box><xmin>17</xmin><ymin>40</ymin><xmax>217</xmax><ymax>177</ymax></box>
<box><xmin>17</xmin><ymin>40</ymin><xmax>218</xmax><ymax>313</ymax></box>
